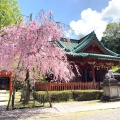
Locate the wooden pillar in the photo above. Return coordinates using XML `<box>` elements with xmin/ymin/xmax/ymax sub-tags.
<box><xmin>92</xmin><ymin>65</ymin><xmax>96</xmax><ymax>89</ymax></box>
<box><xmin>9</xmin><ymin>73</ymin><xmax>12</xmax><ymax>93</ymax></box>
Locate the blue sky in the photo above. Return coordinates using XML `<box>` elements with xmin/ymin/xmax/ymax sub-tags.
<box><xmin>18</xmin><ymin>0</ymin><xmax>120</xmax><ymax>40</ymax></box>
<box><xmin>18</xmin><ymin>0</ymin><xmax>109</xmax><ymax>24</ymax></box>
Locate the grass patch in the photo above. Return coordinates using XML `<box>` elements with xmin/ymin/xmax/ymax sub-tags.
<box><xmin>6</xmin><ymin>90</ymin><xmax>103</xmax><ymax>110</ymax></box>
<box><xmin>14</xmin><ymin>100</ymin><xmax>43</xmax><ymax>109</ymax></box>
<box><xmin>6</xmin><ymin>91</ymin><xmax>45</xmax><ymax>110</ymax></box>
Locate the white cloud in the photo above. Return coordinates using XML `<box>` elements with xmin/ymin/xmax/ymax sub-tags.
<box><xmin>102</xmin><ymin>0</ymin><xmax>120</xmax><ymax>21</ymax></box>
<box><xmin>70</xmin><ymin>0</ymin><xmax>120</xmax><ymax>40</ymax></box>
<box><xmin>64</xmin><ymin>30</ymin><xmax>79</xmax><ymax>39</ymax></box>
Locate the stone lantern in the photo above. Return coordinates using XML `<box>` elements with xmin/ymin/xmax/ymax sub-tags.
<box><xmin>101</xmin><ymin>70</ymin><xmax>120</xmax><ymax>101</ymax></box>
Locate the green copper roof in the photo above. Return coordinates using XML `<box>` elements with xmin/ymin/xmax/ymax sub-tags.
<box><xmin>73</xmin><ymin>31</ymin><xmax>95</xmax><ymax>52</ymax></box>
<box><xmin>57</xmin><ymin>39</ymin><xmax>79</xmax><ymax>52</ymax></box>
<box><xmin>66</xmin><ymin>52</ymin><xmax>120</xmax><ymax>61</ymax></box>
<box><xmin>57</xmin><ymin>31</ymin><xmax>120</xmax><ymax>61</ymax></box>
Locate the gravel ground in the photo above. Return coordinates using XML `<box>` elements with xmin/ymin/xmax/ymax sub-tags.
<box><xmin>23</xmin><ymin>108</ymin><xmax>120</xmax><ymax>120</ymax></box>
<box><xmin>1</xmin><ymin>90</ymin><xmax>120</xmax><ymax>120</ymax></box>
<box><xmin>0</xmin><ymin>105</ymin><xmax>120</xmax><ymax>120</ymax></box>
<box><xmin>0</xmin><ymin>101</ymin><xmax>120</xmax><ymax>120</ymax></box>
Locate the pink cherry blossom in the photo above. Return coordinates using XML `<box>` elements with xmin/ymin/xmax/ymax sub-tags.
<box><xmin>0</xmin><ymin>11</ymin><xmax>74</xmax><ymax>84</ymax></box>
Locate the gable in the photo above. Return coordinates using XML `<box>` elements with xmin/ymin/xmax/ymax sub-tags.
<box><xmin>83</xmin><ymin>44</ymin><xmax>105</xmax><ymax>54</ymax></box>
<box><xmin>72</xmin><ymin>31</ymin><xmax>116</xmax><ymax>56</ymax></box>
<box><xmin>81</xmin><ymin>39</ymin><xmax>107</xmax><ymax>54</ymax></box>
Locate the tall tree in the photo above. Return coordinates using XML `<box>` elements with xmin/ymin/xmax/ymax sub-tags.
<box><xmin>0</xmin><ymin>0</ymin><xmax>22</xmax><ymax>28</ymax></box>
<box><xmin>101</xmin><ymin>22</ymin><xmax>120</xmax><ymax>54</ymax></box>
<box><xmin>0</xmin><ymin>11</ymin><xmax>74</xmax><ymax>109</ymax></box>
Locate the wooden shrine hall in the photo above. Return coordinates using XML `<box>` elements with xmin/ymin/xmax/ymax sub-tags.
<box><xmin>35</xmin><ymin>31</ymin><xmax>120</xmax><ymax>91</ymax></box>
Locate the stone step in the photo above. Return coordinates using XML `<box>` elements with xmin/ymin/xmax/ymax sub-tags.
<box><xmin>0</xmin><ymin>90</ymin><xmax>8</xmax><ymax>104</ymax></box>
<box><xmin>0</xmin><ymin>97</ymin><xmax>7</xmax><ymax>101</ymax></box>
<box><xmin>0</xmin><ymin>101</ymin><xmax>7</xmax><ymax>106</ymax></box>
<box><xmin>0</xmin><ymin>90</ymin><xmax>7</xmax><ymax>94</ymax></box>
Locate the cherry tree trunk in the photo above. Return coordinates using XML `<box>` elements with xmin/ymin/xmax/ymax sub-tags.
<box><xmin>45</xmin><ymin>82</ymin><xmax>52</xmax><ymax>107</ymax></box>
<box><xmin>6</xmin><ymin>77</ymin><xmax>16</xmax><ymax>110</ymax></box>
<box><xmin>22</xmin><ymin>69</ymin><xmax>30</xmax><ymax>105</ymax></box>
<box><xmin>22</xmin><ymin>80</ymin><xmax>30</xmax><ymax>105</ymax></box>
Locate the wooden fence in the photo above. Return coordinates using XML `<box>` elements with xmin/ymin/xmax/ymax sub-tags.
<box><xmin>35</xmin><ymin>82</ymin><xmax>100</xmax><ymax>91</ymax></box>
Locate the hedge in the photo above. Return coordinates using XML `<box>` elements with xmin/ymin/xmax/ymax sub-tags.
<box><xmin>72</xmin><ymin>90</ymin><xmax>103</xmax><ymax>101</ymax></box>
<box><xmin>33</xmin><ymin>90</ymin><xmax>103</xmax><ymax>103</ymax></box>
<box><xmin>34</xmin><ymin>90</ymin><xmax>72</xmax><ymax>102</ymax></box>
<box><xmin>49</xmin><ymin>91</ymin><xmax>71</xmax><ymax>102</ymax></box>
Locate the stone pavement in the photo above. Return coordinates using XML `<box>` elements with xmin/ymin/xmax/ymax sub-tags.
<box><xmin>0</xmin><ymin>90</ymin><xmax>120</xmax><ymax>120</ymax></box>
<box><xmin>52</xmin><ymin>100</ymin><xmax>120</xmax><ymax>113</ymax></box>
<box><xmin>0</xmin><ymin>90</ymin><xmax>8</xmax><ymax>106</ymax></box>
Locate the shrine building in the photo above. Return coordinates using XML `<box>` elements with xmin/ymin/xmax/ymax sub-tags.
<box><xmin>2</xmin><ymin>31</ymin><xmax>120</xmax><ymax>91</ymax></box>
<box><xmin>35</xmin><ymin>31</ymin><xmax>120</xmax><ymax>91</ymax></box>
<box><xmin>57</xmin><ymin>31</ymin><xmax>120</xmax><ymax>82</ymax></box>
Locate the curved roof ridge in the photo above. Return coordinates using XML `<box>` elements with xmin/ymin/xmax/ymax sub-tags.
<box><xmin>73</xmin><ymin>31</ymin><xmax>95</xmax><ymax>52</ymax></box>
<box><xmin>104</xmin><ymin>47</ymin><xmax>119</xmax><ymax>56</ymax></box>
<box><xmin>98</xmin><ymin>40</ymin><xmax>119</xmax><ymax>56</ymax></box>
<box><xmin>65</xmin><ymin>52</ymin><xmax>120</xmax><ymax>61</ymax></box>
<box><xmin>57</xmin><ymin>40</ymin><xmax>68</xmax><ymax>50</ymax></box>
<box><xmin>73</xmin><ymin>31</ymin><xmax>119</xmax><ymax>56</ymax></box>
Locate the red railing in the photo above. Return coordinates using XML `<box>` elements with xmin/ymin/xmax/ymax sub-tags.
<box><xmin>35</xmin><ymin>82</ymin><xmax>100</xmax><ymax>91</ymax></box>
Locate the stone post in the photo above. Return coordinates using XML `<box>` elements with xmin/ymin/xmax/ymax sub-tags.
<box><xmin>101</xmin><ymin>70</ymin><xmax>120</xmax><ymax>101</ymax></box>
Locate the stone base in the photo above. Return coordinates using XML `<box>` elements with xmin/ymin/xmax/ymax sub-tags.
<box><xmin>101</xmin><ymin>96</ymin><xmax>120</xmax><ymax>102</ymax></box>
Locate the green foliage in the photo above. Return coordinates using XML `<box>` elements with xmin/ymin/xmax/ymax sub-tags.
<box><xmin>103</xmin><ymin>22</ymin><xmax>120</xmax><ymax>38</ymax></box>
<box><xmin>50</xmin><ymin>91</ymin><xmax>72</xmax><ymax>102</ymax></box>
<box><xmin>34</xmin><ymin>90</ymin><xmax>103</xmax><ymax>102</ymax></box>
<box><xmin>72</xmin><ymin>90</ymin><xmax>103</xmax><ymax>101</ymax></box>
<box><xmin>35</xmin><ymin>91</ymin><xmax>72</xmax><ymax>102</ymax></box>
<box><xmin>0</xmin><ymin>0</ymin><xmax>22</xmax><ymax>28</ymax></box>
<box><xmin>112</xmin><ymin>66</ymin><xmax>120</xmax><ymax>72</ymax></box>
<box><xmin>16</xmin><ymin>81</ymin><xmax>23</xmax><ymax>90</ymax></box>
<box><xmin>101</xmin><ymin>22</ymin><xmax>120</xmax><ymax>54</ymax></box>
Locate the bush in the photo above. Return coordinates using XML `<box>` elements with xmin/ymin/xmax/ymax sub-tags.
<box><xmin>34</xmin><ymin>90</ymin><xmax>103</xmax><ymax>103</ymax></box>
<box><xmin>50</xmin><ymin>91</ymin><xmax>72</xmax><ymax>102</ymax></box>
<box><xmin>35</xmin><ymin>90</ymin><xmax>72</xmax><ymax>102</ymax></box>
<box><xmin>72</xmin><ymin>90</ymin><xmax>103</xmax><ymax>101</ymax></box>
<box><xmin>16</xmin><ymin>81</ymin><xmax>23</xmax><ymax>90</ymax></box>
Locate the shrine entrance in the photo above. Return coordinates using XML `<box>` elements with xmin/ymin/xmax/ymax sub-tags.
<box><xmin>95</xmin><ymin>69</ymin><xmax>106</xmax><ymax>82</ymax></box>
<box><xmin>0</xmin><ymin>70</ymin><xmax>12</xmax><ymax>92</ymax></box>
<box><xmin>0</xmin><ymin>77</ymin><xmax>10</xmax><ymax>90</ymax></box>
<box><xmin>80</xmin><ymin>68</ymin><xmax>107</xmax><ymax>82</ymax></box>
